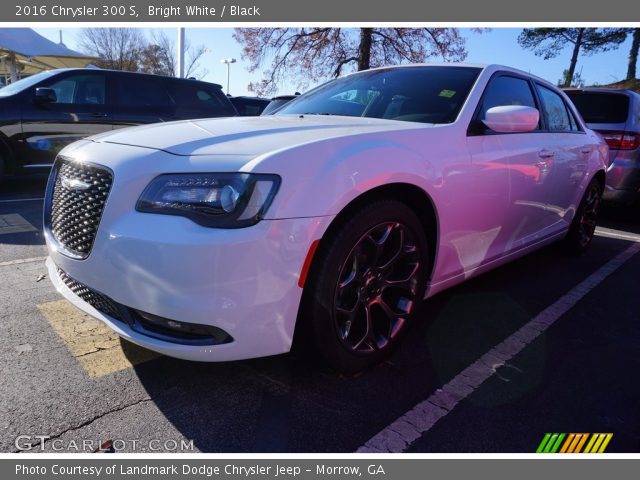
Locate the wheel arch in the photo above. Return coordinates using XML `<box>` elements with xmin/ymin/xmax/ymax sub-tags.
<box><xmin>593</xmin><ymin>169</ymin><xmax>605</xmax><ymax>191</ymax></box>
<box><xmin>292</xmin><ymin>182</ymin><xmax>440</xmax><ymax>361</ymax></box>
<box><xmin>304</xmin><ymin>182</ymin><xmax>439</xmax><ymax>293</ymax></box>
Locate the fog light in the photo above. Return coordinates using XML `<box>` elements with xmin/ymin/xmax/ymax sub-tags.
<box><xmin>132</xmin><ymin>309</ymin><xmax>232</xmax><ymax>346</ymax></box>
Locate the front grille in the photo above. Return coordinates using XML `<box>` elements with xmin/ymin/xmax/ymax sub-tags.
<box><xmin>49</xmin><ymin>159</ymin><xmax>113</xmax><ymax>258</ymax></box>
<box><xmin>56</xmin><ymin>267</ymin><xmax>123</xmax><ymax>321</ymax></box>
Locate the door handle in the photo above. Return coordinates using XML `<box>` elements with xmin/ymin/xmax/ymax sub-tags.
<box><xmin>538</xmin><ymin>150</ymin><xmax>555</xmax><ymax>159</ymax></box>
<box><xmin>90</xmin><ymin>112</ymin><xmax>108</xmax><ymax>118</ymax></box>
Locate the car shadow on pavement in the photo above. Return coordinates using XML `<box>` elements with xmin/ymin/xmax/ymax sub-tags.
<box><xmin>125</xmin><ymin>337</ymin><xmax>440</xmax><ymax>452</ymax></box>
<box><xmin>122</xmin><ymin>275</ymin><xmax>554</xmax><ymax>453</ymax></box>
<box><xmin>599</xmin><ymin>204</ymin><xmax>640</xmax><ymax>233</ymax></box>
<box><xmin>0</xmin><ymin>175</ymin><xmax>48</xmax><ymax>247</ymax></box>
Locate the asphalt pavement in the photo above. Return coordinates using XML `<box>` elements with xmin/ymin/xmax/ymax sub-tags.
<box><xmin>1</xmin><ymin>174</ymin><xmax>639</xmax><ymax>453</ymax></box>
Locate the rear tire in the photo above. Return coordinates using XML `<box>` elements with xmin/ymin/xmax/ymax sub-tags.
<box><xmin>564</xmin><ymin>177</ymin><xmax>602</xmax><ymax>254</ymax></box>
<box><xmin>300</xmin><ymin>200</ymin><xmax>430</xmax><ymax>374</ymax></box>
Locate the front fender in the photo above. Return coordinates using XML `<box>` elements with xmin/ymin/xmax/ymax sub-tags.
<box><xmin>253</xmin><ymin>135</ymin><xmax>438</xmax><ymax>220</ymax></box>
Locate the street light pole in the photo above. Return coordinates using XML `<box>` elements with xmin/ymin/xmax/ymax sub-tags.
<box><xmin>220</xmin><ymin>58</ymin><xmax>236</xmax><ymax>95</ymax></box>
<box><xmin>178</xmin><ymin>28</ymin><xmax>185</xmax><ymax>78</ymax></box>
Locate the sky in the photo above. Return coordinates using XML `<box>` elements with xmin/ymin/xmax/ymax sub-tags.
<box><xmin>33</xmin><ymin>27</ymin><xmax>635</xmax><ymax>97</ymax></box>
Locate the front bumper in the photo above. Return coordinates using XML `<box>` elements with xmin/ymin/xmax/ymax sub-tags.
<box><xmin>47</xmin><ymin>213</ymin><xmax>333</xmax><ymax>362</ymax></box>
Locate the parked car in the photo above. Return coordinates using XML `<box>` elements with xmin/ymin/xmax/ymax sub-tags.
<box><xmin>228</xmin><ymin>96</ymin><xmax>270</xmax><ymax>116</ymax></box>
<box><xmin>0</xmin><ymin>68</ymin><xmax>236</xmax><ymax>179</ymax></box>
<box><xmin>45</xmin><ymin>64</ymin><xmax>607</xmax><ymax>373</ymax></box>
<box><xmin>565</xmin><ymin>88</ymin><xmax>640</xmax><ymax>205</ymax></box>
<box><xmin>261</xmin><ymin>94</ymin><xmax>300</xmax><ymax>115</ymax></box>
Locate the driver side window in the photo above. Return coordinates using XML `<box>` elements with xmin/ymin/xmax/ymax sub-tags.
<box><xmin>479</xmin><ymin>75</ymin><xmax>539</xmax><ymax>130</ymax></box>
<box><xmin>47</xmin><ymin>74</ymin><xmax>106</xmax><ymax>105</ymax></box>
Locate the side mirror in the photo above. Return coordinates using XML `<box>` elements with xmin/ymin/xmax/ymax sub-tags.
<box><xmin>34</xmin><ymin>87</ymin><xmax>57</xmax><ymax>105</ymax></box>
<box><xmin>483</xmin><ymin>105</ymin><xmax>539</xmax><ymax>133</ymax></box>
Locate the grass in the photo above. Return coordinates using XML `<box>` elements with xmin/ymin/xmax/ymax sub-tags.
<box><xmin>592</xmin><ymin>78</ymin><xmax>640</xmax><ymax>92</ymax></box>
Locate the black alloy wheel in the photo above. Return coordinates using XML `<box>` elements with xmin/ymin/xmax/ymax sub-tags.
<box><xmin>565</xmin><ymin>177</ymin><xmax>602</xmax><ymax>253</ymax></box>
<box><xmin>300</xmin><ymin>199</ymin><xmax>429</xmax><ymax>373</ymax></box>
<box><xmin>333</xmin><ymin>221</ymin><xmax>421</xmax><ymax>353</ymax></box>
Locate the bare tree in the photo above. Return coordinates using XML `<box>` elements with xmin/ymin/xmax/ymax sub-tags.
<box><xmin>78</xmin><ymin>28</ymin><xmax>209</xmax><ymax>79</ymax></box>
<box><xmin>144</xmin><ymin>30</ymin><xmax>209</xmax><ymax>79</ymax></box>
<box><xmin>233</xmin><ymin>27</ymin><xmax>469</xmax><ymax>96</ymax></box>
<box><xmin>184</xmin><ymin>44</ymin><xmax>209</xmax><ymax>79</ymax></box>
<box><xmin>78</xmin><ymin>28</ymin><xmax>146</xmax><ymax>71</ymax></box>
<box><xmin>143</xmin><ymin>30</ymin><xmax>176</xmax><ymax>76</ymax></box>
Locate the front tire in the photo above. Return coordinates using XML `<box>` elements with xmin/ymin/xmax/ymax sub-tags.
<box><xmin>564</xmin><ymin>177</ymin><xmax>602</xmax><ymax>254</ymax></box>
<box><xmin>301</xmin><ymin>200</ymin><xmax>430</xmax><ymax>374</ymax></box>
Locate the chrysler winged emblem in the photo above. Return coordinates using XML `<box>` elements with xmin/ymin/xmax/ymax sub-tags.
<box><xmin>60</xmin><ymin>175</ymin><xmax>92</xmax><ymax>191</ymax></box>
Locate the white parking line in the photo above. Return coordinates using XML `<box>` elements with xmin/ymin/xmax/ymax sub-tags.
<box><xmin>357</xmin><ymin>242</ymin><xmax>640</xmax><ymax>453</ymax></box>
<box><xmin>0</xmin><ymin>214</ymin><xmax>38</xmax><ymax>235</ymax></box>
<box><xmin>0</xmin><ymin>256</ymin><xmax>47</xmax><ymax>267</ymax></box>
<box><xmin>0</xmin><ymin>197</ymin><xmax>44</xmax><ymax>203</ymax></box>
<box><xmin>595</xmin><ymin>227</ymin><xmax>640</xmax><ymax>243</ymax></box>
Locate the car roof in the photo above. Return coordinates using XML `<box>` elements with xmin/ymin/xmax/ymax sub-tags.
<box><xmin>230</xmin><ymin>96</ymin><xmax>270</xmax><ymax>101</ymax></box>
<box><xmin>347</xmin><ymin>63</ymin><xmax>559</xmax><ymax>90</ymax></box>
<box><xmin>43</xmin><ymin>67</ymin><xmax>224</xmax><ymax>89</ymax></box>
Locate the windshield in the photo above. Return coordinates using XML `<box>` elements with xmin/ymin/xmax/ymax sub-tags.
<box><xmin>0</xmin><ymin>70</ymin><xmax>57</xmax><ymax>97</ymax></box>
<box><xmin>276</xmin><ymin>66</ymin><xmax>481</xmax><ymax>124</ymax></box>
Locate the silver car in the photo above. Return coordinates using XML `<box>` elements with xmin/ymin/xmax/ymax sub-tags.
<box><xmin>566</xmin><ymin>88</ymin><xmax>640</xmax><ymax>205</ymax></box>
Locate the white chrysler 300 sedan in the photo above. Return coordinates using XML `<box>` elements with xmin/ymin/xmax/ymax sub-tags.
<box><xmin>45</xmin><ymin>64</ymin><xmax>607</xmax><ymax>372</ymax></box>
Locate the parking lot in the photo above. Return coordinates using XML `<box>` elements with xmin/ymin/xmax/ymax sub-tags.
<box><xmin>1</xmin><ymin>174</ymin><xmax>639</xmax><ymax>453</ymax></box>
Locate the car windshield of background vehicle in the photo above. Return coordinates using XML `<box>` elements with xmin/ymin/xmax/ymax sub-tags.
<box><xmin>0</xmin><ymin>69</ymin><xmax>55</xmax><ymax>96</ymax></box>
<box><xmin>276</xmin><ymin>66</ymin><xmax>481</xmax><ymax>124</ymax></box>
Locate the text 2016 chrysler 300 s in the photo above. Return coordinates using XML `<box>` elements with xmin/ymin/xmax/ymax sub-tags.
<box><xmin>44</xmin><ymin>64</ymin><xmax>607</xmax><ymax>373</ymax></box>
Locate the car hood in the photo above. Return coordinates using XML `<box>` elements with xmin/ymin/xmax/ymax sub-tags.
<box><xmin>90</xmin><ymin>115</ymin><xmax>430</xmax><ymax>156</ymax></box>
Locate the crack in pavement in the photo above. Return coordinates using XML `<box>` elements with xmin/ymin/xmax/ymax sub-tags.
<box><xmin>11</xmin><ymin>397</ymin><xmax>154</xmax><ymax>453</ymax></box>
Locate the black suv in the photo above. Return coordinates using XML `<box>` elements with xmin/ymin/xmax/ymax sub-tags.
<box><xmin>228</xmin><ymin>96</ymin><xmax>270</xmax><ymax>116</ymax></box>
<box><xmin>0</xmin><ymin>68</ymin><xmax>237</xmax><ymax>178</ymax></box>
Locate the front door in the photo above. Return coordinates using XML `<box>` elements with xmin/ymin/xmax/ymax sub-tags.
<box><xmin>19</xmin><ymin>71</ymin><xmax>113</xmax><ymax>167</ymax></box>
<box><xmin>467</xmin><ymin>73</ymin><xmax>556</xmax><ymax>258</ymax></box>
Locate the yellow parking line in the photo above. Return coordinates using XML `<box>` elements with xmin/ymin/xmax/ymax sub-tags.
<box><xmin>0</xmin><ymin>214</ymin><xmax>38</xmax><ymax>235</ymax></box>
<box><xmin>37</xmin><ymin>300</ymin><xmax>159</xmax><ymax>378</ymax></box>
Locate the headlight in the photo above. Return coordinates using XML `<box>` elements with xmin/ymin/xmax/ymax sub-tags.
<box><xmin>136</xmin><ymin>173</ymin><xmax>280</xmax><ymax>228</ymax></box>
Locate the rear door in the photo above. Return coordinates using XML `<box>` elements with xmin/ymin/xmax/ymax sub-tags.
<box><xmin>19</xmin><ymin>70</ymin><xmax>112</xmax><ymax>167</ymax></box>
<box><xmin>113</xmin><ymin>74</ymin><xmax>174</xmax><ymax>127</ymax></box>
<box><xmin>534</xmin><ymin>84</ymin><xmax>591</xmax><ymax>223</ymax></box>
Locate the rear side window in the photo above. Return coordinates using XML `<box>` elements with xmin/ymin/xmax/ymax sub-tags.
<box><xmin>479</xmin><ymin>75</ymin><xmax>537</xmax><ymax>119</ymax></box>
<box><xmin>537</xmin><ymin>85</ymin><xmax>573</xmax><ymax>132</ymax></box>
<box><xmin>565</xmin><ymin>92</ymin><xmax>630</xmax><ymax>124</ymax></box>
<box><xmin>116</xmin><ymin>76</ymin><xmax>171</xmax><ymax>108</ymax></box>
<box><xmin>171</xmin><ymin>82</ymin><xmax>236</xmax><ymax>116</ymax></box>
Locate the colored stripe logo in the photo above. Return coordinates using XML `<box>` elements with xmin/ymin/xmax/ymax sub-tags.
<box><xmin>536</xmin><ymin>433</ymin><xmax>613</xmax><ymax>453</ymax></box>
